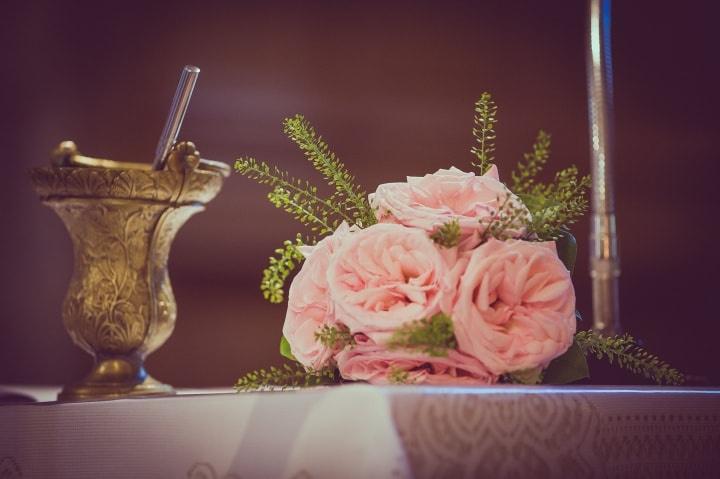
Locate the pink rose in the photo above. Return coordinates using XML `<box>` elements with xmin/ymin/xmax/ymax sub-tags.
<box><xmin>282</xmin><ymin>223</ymin><xmax>354</xmax><ymax>369</ymax></box>
<box><xmin>451</xmin><ymin>238</ymin><xmax>576</xmax><ymax>375</ymax></box>
<box><xmin>327</xmin><ymin>223</ymin><xmax>448</xmax><ymax>333</ymax></box>
<box><xmin>368</xmin><ymin>166</ymin><xmax>529</xmax><ymax>240</ymax></box>
<box><xmin>335</xmin><ymin>334</ymin><xmax>496</xmax><ymax>385</ymax></box>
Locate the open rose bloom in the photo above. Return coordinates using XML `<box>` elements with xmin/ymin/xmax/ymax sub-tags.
<box><xmin>282</xmin><ymin>167</ymin><xmax>577</xmax><ymax>385</ymax></box>
<box><xmin>369</xmin><ymin>165</ymin><xmax>530</xmax><ymax>243</ymax></box>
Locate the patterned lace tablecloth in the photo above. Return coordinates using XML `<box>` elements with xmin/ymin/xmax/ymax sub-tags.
<box><xmin>1</xmin><ymin>384</ymin><xmax>719</xmax><ymax>478</ymax></box>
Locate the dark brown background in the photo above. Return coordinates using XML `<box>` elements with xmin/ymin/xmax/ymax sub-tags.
<box><xmin>2</xmin><ymin>1</ymin><xmax>718</xmax><ymax>387</ymax></box>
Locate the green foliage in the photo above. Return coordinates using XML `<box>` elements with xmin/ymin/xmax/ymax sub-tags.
<box><xmin>507</xmin><ymin>129</ymin><xmax>590</xmax><ymax>241</ymax></box>
<box><xmin>554</xmin><ymin>230</ymin><xmax>578</xmax><ymax>274</ymax></box>
<box><xmin>283</xmin><ymin>115</ymin><xmax>376</xmax><ymax>228</ymax></box>
<box><xmin>260</xmin><ymin>235</ymin><xmax>305</xmax><ymax>304</ymax></box>
<box><xmin>280</xmin><ymin>336</ymin><xmax>296</xmax><ymax>361</ymax></box>
<box><xmin>430</xmin><ymin>219</ymin><xmax>461</xmax><ymax>248</ymax></box>
<box><xmin>541</xmin><ymin>340</ymin><xmax>590</xmax><ymax>384</ymax></box>
<box><xmin>388</xmin><ymin>313</ymin><xmax>457</xmax><ymax>357</ymax></box>
<box><xmin>575</xmin><ymin>330</ymin><xmax>685</xmax><ymax>385</ymax></box>
<box><xmin>235</xmin><ymin>363</ymin><xmax>336</xmax><ymax>391</ymax></box>
<box><xmin>315</xmin><ymin>325</ymin><xmax>354</xmax><ymax>349</ymax></box>
<box><xmin>388</xmin><ymin>366</ymin><xmax>411</xmax><ymax>384</ymax></box>
<box><xmin>268</xmin><ymin>186</ymin><xmax>334</xmax><ymax>235</ymax></box>
<box><xmin>471</xmin><ymin>92</ymin><xmax>498</xmax><ymax>175</ymax></box>
<box><xmin>506</xmin><ymin>368</ymin><xmax>544</xmax><ymax>385</ymax></box>
<box><xmin>519</xmin><ymin>167</ymin><xmax>591</xmax><ymax>241</ymax></box>
<box><xmin>503</xmin><ymin>340</ymin><xmax>590</xmax><ymax>385</ymax></box>
<box><xmin>236</xmin><ymin>116</ymin><xmax>377</xmax><ymax>303</ymax></box>
<box><xmin>511</xmin><ymin>130</ymin><xmax>551</xmax><ymax>194</ymax></box>
<box><xmin>480</xmin><ymin>195</ymin><xmax>532</xmax><ymax>242</ymax></box>
<box><xmin>234</xmin><ymin>157</ymin><xmax>350</xmax><ymax>235</ymax></box>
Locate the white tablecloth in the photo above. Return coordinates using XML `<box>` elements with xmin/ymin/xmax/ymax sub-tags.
<box><xmin>2</xmin><ymin>385</ymin><xmax>719</xmax><ymax>478</ymax></box>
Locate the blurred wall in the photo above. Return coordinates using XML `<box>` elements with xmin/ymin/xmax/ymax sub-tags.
<box><xmin>1</xmin><ymin>0</ymin><xmax>718</xmax><ymax>387</ymax></box>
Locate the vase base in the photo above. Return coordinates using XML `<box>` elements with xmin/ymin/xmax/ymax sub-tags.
<box><xmin>58</xmin><ymin>357</ymin><xmax>175</xmax><ymax>402</ymax></box>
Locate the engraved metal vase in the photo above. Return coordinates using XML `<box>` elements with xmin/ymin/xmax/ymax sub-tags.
<box><xmin>30</xmin><ymin>141</ymin><xmax>227</xmax><ymax>401</ymax></box>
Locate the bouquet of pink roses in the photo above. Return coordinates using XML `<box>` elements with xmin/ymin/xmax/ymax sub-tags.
<box><xmin>235</xmin><ymin>93</ymin><xmax>682</xmax><ymax>389</ymax></box>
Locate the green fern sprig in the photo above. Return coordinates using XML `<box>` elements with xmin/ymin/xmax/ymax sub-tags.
<box><xmin>508</xmin><ymin>129</ymin><xmax>590</xmax><ymax>241</ymax></box>
<box><xmin>315</xmin><ymin>325</ymin><xmax>354</xmax><ymax>349</ymax></box>
<box><xmin>522</xmin><ymin>166</ymin><xmax>591</xmax><ymax>240</ymax></box>
<box><xmin>283</xmin><ymin>115</ymin><xmax>376</xmax><ymax>228</ymax></box>
<box><xmin>575</xmin><ymin>330</ymin><xmax>685</xmax><ymax>385</ymax></box>
<box><xmin>235</xmin><ymin>157</ymin><xmax>352</xmax><ymax>234</ymax></box>
<box><xmin>235</xmin><ymin>363</ymin><xmax>336</xmax><ymax>391</ymax></box>
<box><xmin>387</xmin><ymin>313</ymin><xmax>457</xmax><ymax>357</ymax></box>
<box><xmin>268</xmin><ymin>186</ymin><xmax>335</xmax><ymax>235</ymax></box>
<box><xmin>470</xmin><ymin>92</ymin><xmax>498</xmax><ymax>174</ymax></box>
<box><xmin>511</xmin><ymin>130</ymin><xmax>551</xmax><ymax>194</ymax></box>
<box><xmin>388</xmin><ymin>366</ymin><xmax>412</xmax><ymax>384</ymax></box>
<box><xmin>260</xmin><ymin>235</ymin><xmax>306</xmax><ymax>304</ymax></box>
<box><xmin>430</xmin><ymin>219</ymin><xmax>461</xmax><ymax>248</ymax></box>
<box><xmin>480</xmin><ymin>196</ymin><xmax>532</xmax><ymax>242</ymax></box>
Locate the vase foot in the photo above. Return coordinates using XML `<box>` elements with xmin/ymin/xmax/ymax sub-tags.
<box><xmin>58</xmin><ymin>357</ymin><xmax>175</xmax><ymax>402</ymax></box>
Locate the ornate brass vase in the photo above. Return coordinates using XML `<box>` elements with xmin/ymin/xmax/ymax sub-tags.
<box><xmin>30</xmin><ymin>142</ymin><xmax>227</xmax><ymax>401</ymax></box>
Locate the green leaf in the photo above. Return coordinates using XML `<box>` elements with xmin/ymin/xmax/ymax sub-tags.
<box><xmin>234</xmin><ymin>157</ymin><xmax>351</xmax><ymax>233</ymax></box>
<box><xmin>280</xmin><ymin>336</ymin><xmax>297</xmax><ymax>361</ymax></box>
<box><xmin>517</xmin><ymin>192</ymin><xmax>558</xmax><ymax>213</ymax></box>
<box><xmin>260</xmin><ymin>235</ymin><xmax>306</xmax><ymax>304</ymax></box>
<box><xmin>387</xmin><ymin>313</ymin><xmax>457</xmax><ymax>357</ymax></box>
<box><xmin>235</xmin><ymin>363</ymin><xmax>336</xmax><ymax>391</ymax></box>
<box><xmin>511</xmin><ymin>130</ymin><xmax>551</xmax><ymax>194</ymax></box>
<box><xmin>470</xmin><ymin>92</ymin><xmax>498</xmax><ymax>174</ymax></box>
<box><xmin>574</xmin><ymin>330</ymin><xmax>685</xmax><ymax>385</ymax></box>
<box><xmin>516</xmin><ymin>166</ymin><xmax>591</xmax><ymax>241</ymax></box>
<box><xmin>542</xmin><ymin>340</ymin><xmax>590</xmax><ymax>384</ymax></box>
<box><xmin>430</xmin><ymin>219</ymin><xmax>461</xmax><ymax>248</ymax></box>
<box><xmin>388</xmin><ymin>366</ymin><xmax>412</xmax><ymax>384</ymax></box>
<box><xmin>508</xmin><ymin>367</ymin><xmax>543</xmax><ymax>385</ymax></box>
<box><xmin>315</xmin><ymin>325</ymin><xmax>354</xmax><ymax>349</ymax></box>
<box><xmin>282</xmin><ymin>115</ymin><xmax>376</xmax><ymax>228</ymax></box>
<box><xmin>555</xmin><ymin>230</ymin><xmax>577</xmax><ymax>274</ymax></box>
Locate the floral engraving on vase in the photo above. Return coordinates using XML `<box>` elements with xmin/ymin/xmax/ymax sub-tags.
<box><xmin>182</xmin><ymin>170</ymin><xmax>226</xmax><ymax>204</ymax></box>
<box><xmin>30</xmin><ymin>167</ymin><xmax>182</xmax><ymax>202</ymax></box>
<box><xmin>54</xmin><ymin>200</ymin><xmax>166</xmax><ymax>354</ymax></box>
<box><xmin>30</xmin><ymin>164</ymin><xmax>224</xmax><ymax>205</ymax></box>
<box><xmin>30</xmin><ymin>153</ymin><xmax>225</xmax><ymax>399</ymax></box>
<box><xmin>144</xmin><ymin>205</ymin><xmax>203</xmax><ymax>353</ymax></box>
